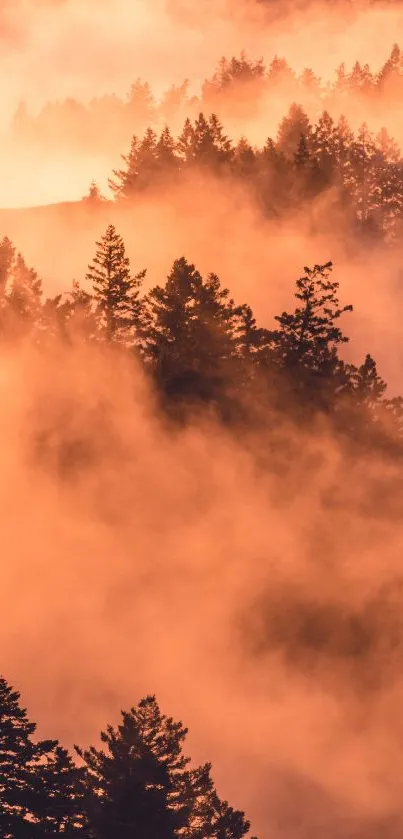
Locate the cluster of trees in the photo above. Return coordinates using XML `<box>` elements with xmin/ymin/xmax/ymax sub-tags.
<box><xmin>0</xmin><ymin>675</ymin><xmax>252</xmax><ymax>838</ymax></box>
<box><xmin>0</xmin><ymin>225</ymin><xmax>400</xmax><ymax>451</ymax></box>
<box><xmin>8</xmin><ymin>45</ymin><xmax>403</xmax><ymax>156</ymax></box>
<box><xmin>96</xmin><ymin>107</ymin><xmax>403</xmax><ymax>241</ymax></box>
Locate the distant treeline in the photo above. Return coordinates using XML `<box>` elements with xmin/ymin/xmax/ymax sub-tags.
<box><xmin>8</xmin><ymin>45</ymin><xmax>403</xmax><ymax>156</ymax></box>
<box><xmin>79</xmin><ymin>105</ymin><xmax>403</xmax><ymax>244</ymax></box>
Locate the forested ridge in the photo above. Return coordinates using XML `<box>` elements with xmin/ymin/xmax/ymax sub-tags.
<box><xmin>3</xmin><ymin>24</ymin><xmax>403</xmax><ymax>839</ymax></box>
<box><xmin>0</xmin><ymin>224</ymin><xmax>399</xmax><ymax>450</ymax></box>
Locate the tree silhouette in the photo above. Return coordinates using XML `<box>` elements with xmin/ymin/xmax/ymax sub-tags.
<box><xmin>77</xmin><ymin>694</ymin><xmax>251</xmax><ymax>839</ymax></box>
<box><xmin>0</xmin><ymin>237</ymin><xmax>15</xmax><ymax>300</ymax></box>
<box><xmin>7</xmin><ymin>253</ymin><xmax>43</xmax><ymax>339</ymax></box>
<box><xmin>270</xmin><ymin>262</ymin><xmax>353</xmax><ymax>407</ymax></box>
<box><xmin>142</xmin><ymin>257</ymin><xmax>242</xmax><ymax>403</ymax></box>
<box><xmin>0</xmin><ymin>676</ymin><xmax>85</xmax><ymax>838</ymax></box>
<box><xmin>277</xmin><ymin>103</ymin><xmax>311</xmax><ymax>159</ymax></box>
<box><xmin>86</xmin><ymin>225</ymin><xmax>146</xmax><ymax>344</ymax></box>
<box><xmin>37</xmin><ymin>745</ymin><xmax>86</xmax><ymax>837</ymax></box>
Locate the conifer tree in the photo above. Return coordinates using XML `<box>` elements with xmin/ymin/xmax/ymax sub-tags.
<box><xmin>0</xmin><ymin>676</ymin><xmax>83</xmax><ymax>838</ymax></box>
<box><xmin>143</xmin><ymin>257</ymin><xmax>241</xmax><ymax>401</ymax></box>
<box><xmin>276</xmin><ymin>103</ymin><xmax>311</xmax><ymax>159</ymax></box>
<box><xmin>159</xmin><ymin>80</ymin><xmax>189</xmax><ymax>123</ymax></box>
<box><xmin>109</xmin><ymin>135</ymin><xmax>141</xmax><ymax>199</ymax></box>
<box><xmin>37</xmin><ymin>745</ymin><xmax>86</xmax><ymax>837</ymax></box>
<box><xmin>233</xmin><ymin>137</ymin><xmax>256</xmax><ymax>178</ymax></box>
<box><xmin>0</xmin><ymin>236</ymin><xmax>15</xmax><ymax>300</ymax></box>
<box><xmin>310</xmin><ymin>111</ymin><xmax>338</xmax><ymax>176</ymax></box>
<box><xmin>83</xmin><ymin>181</ymin><xmax>105</xmax><ymax>205</ymax></box>
<box><xmin>57</xmin><ymin>280</ymin><xmax>98</xmax><ymax>344</ymax></box>
<box><xmin>7</xmin><ymin>253</ymin><xmax>43</xmax><ymax>337</ymax></box>
<box><xmin>126</xmin><ymin>79</ymin><xmax>155</xmax><ymax>128</ymax></box>
<box><xmin>134</xmin><ymin>128</ymin><xmax>159</xmax><ymax>189</ymax></box>
<box><xmin>86</xmin><ymin>225</ymin><xmax>146</xmax><ymax>344</ymax></box>
<box><xmin>156</xmin><ymin>126</ymin><xmax>180</xmax><ymax>173</ymax></box>
<box><xmin>176</xmin><ymin>113</ymin><xmax>233</xmax><ymax>170</ymax></box>
<box><xmin>271</xmin><ymin>261</ymin><xmax>353</xmax><ymax>379</ymax></box>
<box><xmin>76</xmin><ymin>694</ymin><xmax>251</xmax><ymax>839</ymax></box>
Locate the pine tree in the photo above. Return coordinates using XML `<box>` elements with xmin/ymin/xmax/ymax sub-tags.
<box><xmin>235</xmin><ymin>303</ymin><xmax>275</xmax><ymax>371</ymax></box>
<box><xmin>377</xmin><ymin>43</ymin><xmax>403</xmax><ymax>92</ymax></box>
<box><xmin>294</xmin><ymin>133</ymin><xmax>311</xmax><ymax>169</ymax></box>
<box><xmin>126</xmin><ymin>79</ymin><xmax>155</xmax><ymax>128</ymax></box>
<box><xmin>345</xmin><ymin>354</ymin><xmax>387</xmax><ymax>410</ymax></box>
<box><xmin>176</xmin><ymin>117</ymin><xmax>195</xmax><ymax>165</ymax></box>
<box><xmin>310</xmin><ymin>111</ymin><xmax>338</xmax><ymax>173</ymax></box>
<box><xmin>142</xmin><ymin>257</ymin><xmax>241</xmax><ymax>402</ymax></box>
<box><xmin>83</xmin><ymin>181</ymin><xmax>105</xmax><ymax>205</ymax></box>
<box><xmin>271</xmin><ymin>261</ymin><xmax>353</xmax><ymax>387</ymax></box>
<box><xmin>76</xmin><ymin>694</ymin><xmax>251</xmax><ymax>839</ymax></box>
<box><xmin>0</xmin><ymin>236</ymin><xmax>15</xmax><ymax>300</ymax></box>
<box><xmin>7</xmin><ymin>253</ymin><xmax>43</xmax><ymax>338</ymax></box>
<box><xmin>0</xmin><ymin>676</ymin><xmax>60</xmax><ymax>838</ymax></box>
<box><xmin>59</xmin><ymin>280</ymin><xmax>98</xmax><ymax>343</ymax></box>
<box><xmin>298</xmin><ymin>67</ymin><xmax>321</xmax><ymax>96</ymax></box>
<box><xmin>156</xmin><ymin>126</ymin><xmax>180</xmax><ymax>174</ymax></box>
<box><xmin>135</xmin><ymin>128</ymin><xmax>159</xmax><ymax>189</ymax></box>
<box><xmin>109</xmin><ymin>135</ymin><xmax>141</xmax><ymax>200</ymax></box>
<box><xmin>37</xmin><ymin>745</ymin><xmax>86</xmax><ymax>837</ymax></box>
<box><xmin>276</xmin><ymin>104</ymin><xmax>311</xmax><ymax>160</ymax></box>
<box><xmin>344</xmin><ymin>123</ymin><xmax>382</xmax><ymax>231</ymax></box>
<box><xmin>86</xmin><ymin>225</ymin><xmax>146</xmax><ymax>344</ymax></box>
<box><xmin>268</xmin><ymin>56</ymin><xmax>296</xmax><ymax>89</ymax></box>
<box><xmin>176</xmin><ymin>114</ymin><xmax>233</xmax><ymax>170</ymax></box>
<box><xmin>159</xmin><ymin>80</ymin><xmax>189</xmax><ymax>124</ymax></box>
<box><xmin>110</xmin><ymin>129</ymin><xmax>163</xmax><ymax>196</ymax></box>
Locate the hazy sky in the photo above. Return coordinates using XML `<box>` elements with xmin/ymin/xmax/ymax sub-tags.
<box><xmin>0</xmin><ymin>0</ymin><xmax>402</xmax><ymax>123</ymax></box>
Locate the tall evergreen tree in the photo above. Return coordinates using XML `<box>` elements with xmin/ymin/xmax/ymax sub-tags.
<box><xmin>76</xmin><ymin>695</ymin><xmax>251</xmax><ymax>839</ymax></box>
<box><xmin>0</xmin><ymin>236</ymin><xmax>15</xmax><ymax>300</ymax></box>
<box><xmin>37</xmin><ymin>745</ymin><xmax>86</xmax><ymax>837</ymax></box>
<box><xmin>86</xmin><ymin>225</ymin><xmax>146</xmax><ymax>344</ymax></box>
<box><xmin>126</xmin><ymin>79</ymin><xmax>156</xmax><ymax>128</ymax></box>
<box><xmin>142</xmin><ymin>257</ymin><xmax>241</xmax><ymax>402</ymax></box>
<box><xmin>0</xmin><ymin>676</ymin><xmax>85</xmax><ymax>838</ymax></box>
<box><xmin>276</xmin><ymin>103</ymin><xmax>311</xmax><ymax>159</ymax></box>
<box><xmin>7</xmin><ymin>253</ymin><xmax>43</xmax><ymax>338</ymax></box>
<box><xmin>270</xmin><ymin>262</ymin><xmax>353</xmax><ymax>403</ymax></box>
<box><xmin>176</xmin><ymin>113</ymin><xmax>233</xmax><ymax>170</ymax></box>
<box><xmin>156</xmin><ymin>126</ymin><xmax>180</xmax><ymax>173</ymax></box>
<box><xmin>109</xmin><ymin>135</ymin><xmax>141</xmax><ymax>200</ymax></box>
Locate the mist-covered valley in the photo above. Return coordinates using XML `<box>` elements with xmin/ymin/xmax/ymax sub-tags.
<box><xmin>2</xmin><ymin>1</ymin><xmax>403</xmax><ymax>838</ymax></box>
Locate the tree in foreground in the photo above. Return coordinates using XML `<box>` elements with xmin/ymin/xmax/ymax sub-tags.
<box><xmin>0</xmin><ymin>676</ymin><xmax>85</xmax><ymax>838</ymax></box>
<box><xmin>86</xmin><ymin>224</ymin><xmax>146</xmax><ymax>344</ymax></box>
<box><xmin>77</xmin><ymin>694</ymin><xmax>252</xmax><ymax>839</ymax></box>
